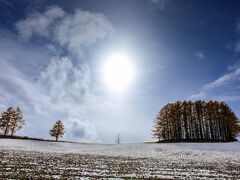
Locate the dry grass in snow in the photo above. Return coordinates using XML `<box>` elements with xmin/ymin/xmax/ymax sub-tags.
<box><xmin>0</xmin><ymin>139</ymin><xmax>240</xmax><ymax>179</ymax></box>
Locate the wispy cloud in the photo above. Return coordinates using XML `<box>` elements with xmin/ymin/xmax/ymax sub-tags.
<box><xmin>229</xmin><ymin>20</ymin><xmax>240</xmax><ymax>53</ymax></box>
<box><xmin>228</xmin><ymin>60</ymin><xmax>240</xmax><ymax>70</ymax></box>
<box><xmin>196</xmin><ymin>51</ymin><xmax>205</xmax><ymax>59</ymax></box>
<box><xmin>236</xmin><ymin>18</ymin><xmax>240</xmax><ymax>33</ymax></box>
<box><xmin>191</xmin><ymin>67</ymin><xmax>240</xmax><ymax>102</ymax></box>
<box><xmin>203</xmin><ymin>69</ymin><xmax>240</xmax><ymax>89</ymax></box>
<box><xmin>192</xmin><ymin>18</ymin><xmax>240</xmax><ymax>103</ymax></box>
<box><xmin>234</xmin><ymin>40</ymin><xmax>240</xmax><ymax>53</ymax></box>
<box><xmin>148</xmin><ymin>0</ymin><xmax>168</xmax><ymax>10</ymax></box>
<box><xmin>215</xmin><ymin>95</ymin><xmax>240</xmax><ymax>102</ymax></box>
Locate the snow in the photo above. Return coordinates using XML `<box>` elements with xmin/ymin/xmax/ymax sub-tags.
<box><xmin>0</xmin><ymin>139</ymin><xmax>240</xmax><ymax>179</ymax></box>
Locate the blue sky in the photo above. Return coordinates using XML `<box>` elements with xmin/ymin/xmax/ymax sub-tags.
<box><xmin>0</xmin><ymin>0</ymin><xmax>240</xmax><ymax>143</ymax></box>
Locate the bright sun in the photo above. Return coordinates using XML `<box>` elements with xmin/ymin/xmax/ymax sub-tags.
<box><xmin>103</xmin><ymin>54</ymin><xmax>134</xmax><ymax>92</ymax></box>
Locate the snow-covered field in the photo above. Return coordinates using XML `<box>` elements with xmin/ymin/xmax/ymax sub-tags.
<box><xmin>0</xmin><ymin>139</ymin><xmax>240</xmax><ymax>179</ymax></box>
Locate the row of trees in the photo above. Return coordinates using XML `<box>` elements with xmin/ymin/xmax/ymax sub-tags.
<box><xmin>0</xmin><ymin>106</ymin><xmax>65</xmax><ymax>141</ymax></box>
<box><xmin>153</xmin><ymin>100</ymin><xmax>240</xmax><ymax>142</ymax></box>
<box><xmin>0</xmin><ymin>107</ymin><xmax>25</xmax><ymax>136</ymax></box>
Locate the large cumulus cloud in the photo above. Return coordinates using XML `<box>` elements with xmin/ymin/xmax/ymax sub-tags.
<box><xmin>0</xmin><ymin>5</ymin><xmax>113</xmax><ymax>142</ymax></box>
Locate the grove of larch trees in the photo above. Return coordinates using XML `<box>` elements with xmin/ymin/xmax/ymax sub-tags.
<box><xmin>153</xmin><ymin>100</ymin><xmax>240</xmax><ymax>142</ymax></box>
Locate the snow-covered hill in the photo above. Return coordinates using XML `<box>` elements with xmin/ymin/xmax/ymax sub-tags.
<box><xmin>0</xmin><ymin>139</ymin><xmax>240</xmax><ymax>179</ymax></box>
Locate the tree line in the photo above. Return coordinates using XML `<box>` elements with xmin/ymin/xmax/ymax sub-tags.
<box><xmin>0</xmin><ymin>107</ymin><xmax>25</xmax><ymax>136</ymax></box>
<box><xmin>1</xmin><ymin>101</ymin><xmax>239</xmax><ymax>143</ymax></box>
<box><xmin>0</xmin><ymin>106</ymin><xmax>65</xmax><ymax>141</ymax></box>
<box><xmin>153</xmin><ymin>100</ymin><xmax>240</xmax><ymax>142</ymax></box>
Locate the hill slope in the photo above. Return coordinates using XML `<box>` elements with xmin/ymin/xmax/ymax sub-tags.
<box><xmin>0</xmin><ymin>139</ymin><xmax>240</xmax><ymax>179</ymax></box>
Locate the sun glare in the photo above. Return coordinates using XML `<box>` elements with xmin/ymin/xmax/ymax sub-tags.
<box><xmin>103</xmin><ymin>54</ymin><xmax>134</xmax><ymax>92</ymax></box>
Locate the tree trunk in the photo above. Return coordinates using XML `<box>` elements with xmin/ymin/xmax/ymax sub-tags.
<box><xmin>11</xmin><ymin>122</ymin><xmax>16</xmax><ymax>136</ymax></box>
<box><xmin>11</xmin><ymin>126</ymin><xmax>15</xmax><ymax>136</ymax></box>
<box><xmin>11</xmin><ymin>130</ymin><xmax>14</xmax><ymax>136</ymax></box>
<box><xmin>4</xmin><ymin>126</ymin><xmax>9</xmax><ymax>136</ymax></box>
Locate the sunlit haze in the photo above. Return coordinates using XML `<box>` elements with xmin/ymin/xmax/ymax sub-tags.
<box><xmin>103</xmin><ymin>54</ymin><xmax>134</xmax><ymax>92</ymax></box>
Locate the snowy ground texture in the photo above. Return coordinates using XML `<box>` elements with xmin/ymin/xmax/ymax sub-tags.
<box><xmin>0</xmin><ymin>139</ymin><xmax>240</xmax><ymax>179</ymax></box>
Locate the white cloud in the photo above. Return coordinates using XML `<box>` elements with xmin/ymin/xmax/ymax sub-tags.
<box><xmin>0</xmin><ymin>53</ymin><xmax>99</xmax><ymax>142</ymax></box>
<box><xmin>37</xmin><ymin>56</ymin><xmax>99</xmax><ymax>141</ymax></box>
<box><xmin>54</xmin><ymin>10</ymin><xmax>113</xmax><ymax>56</ymax></box>
<box><xmin>65</xmin><ymin>119</ymin><xmax>99</xmax><ymax>142</ymax></box>
<box><xmin>190</xmin><ymin>91</ymin><xmax>206</xmax><ymax>100</ymax></box>
<box><xmin>191</xmin><ymin>68</ymin><xmax>240</xmax><ymax>102</ymax></box>
<box><xmin>203</xmin><ymin>69</ymin><xmax>240</xmax><ymax>89</ymax></box>
<box><xmin>45</xmin><ymin>44</ymin><xmax>58</xmax><ymax>53</ymax></box>
<box><xmin>0</xmin><ymin>6</ymin><xmax>114</xmax><ymax>142</ymax></box>
<box><xmin>39</xmin><ymin>56</ymin><xmax>91</xmax><ymax>103</ymax></box>
<box><xmin>236</xmin><ymin>18</ymin><xmax>240</xmax><ymax>33</ymax></box>
<box><xmin>232</xmin><ymin>20</ymin><xmax>240</xmax><ymax>53</ymax></box>
<box><xmin>215</xmin><ymin>95</ymin><xmax>240</xmax><ymax>102</ymax></box>
<box><xmin>192</xmin><ymin>18</ymin><xmax>240</xmax><ymax>105</ymax></box>
<box><xmin>16</xmin><ymin>6</ymin><xmax>113</xmax><ymax>57</ymax></box>
<box><xmin>0</xmin><ymin>60</ymin><xmax>33</xmax><ymax>108</ymax></box>
<box><xmin>228</xmin><ymin>60</ymin><xmax>240</xmax><ymax>70</ymax></box>
<box><xmin>16</xmin><ymin>6</ymin><xmax>65</xmax><ymax>39</ymax></box>
<box><xmin>196</xmin><ymin>51</ymin><xmax>205</xmax><ymax>59</ymax></box>
<box><xmin>149</xmin><ymin>0</ymin><xmax>168</xmax><ymax>10</ymax></box>
<box><xmin>234</xmin><ymin>40</ymin><xmax>240</xmax><ymax>53</ymax></box>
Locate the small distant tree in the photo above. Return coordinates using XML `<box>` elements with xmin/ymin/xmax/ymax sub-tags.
<box><xmin>49</xmin><ymin>120</ymin><xmax>65</xmax><ymax>141</ymax></box>
<box><xmin>10</xmin><ymin>107</ymin><xmax>25</xmax><ymax>136</ymax></box>
<box><xmin>115</xmin><ymin>134</ymin><xmax>120</xmax><ymax>144</ymax></box>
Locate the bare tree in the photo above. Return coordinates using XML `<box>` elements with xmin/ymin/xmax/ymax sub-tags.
<box><xmin>49</xmin><ymin>120</ymin><xmax>65</xmax><ymax>141</ymax></box>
